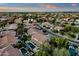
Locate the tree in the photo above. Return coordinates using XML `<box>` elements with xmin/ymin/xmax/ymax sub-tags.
<box><xmin>20</xmin><ymin>34</ymin><xmax>31</xmax><ymax>43</ymax></box>
<box><xmin>71</xmin><ymin>27</ymin><xmax>79</xmax><ymax>33</ymax></box>
<box><xmin>35</xmin><ymin>37</ymin><xmax>69</xmax><ymax>56</ymax></box>
<box><xmin>35</xmin><ymin>42</ymin><xmax>54</xmax><ymax>56</ymax></box>
<box><xmin>53</xmin><ymin>48</ymin><xmax>69</xmax><ymax>56</ymax></box>
<box><xmin>15</xmin><ymin>41</ymin><xmax>24</xmax><ymax>49</ymax></box>
<box><xmin>20</xmin><ymin>34</ymin><xmax>28</xmax><ymax>43</ymax></box>
<box><xmin>49</xmin><ymin>37</ymin><xmax>68</xmax><ymax>48</ymax></box>
<box><xmin>64</xmin><ymin>25</ymin><xmax>72</xmax><ymax>32</ymax></box>
<box><xmin>67</xmin><ymin>32</ymin><xmax>76</xmax><ymax>38</ymax></box>
<box><xmin>59</xmin><ymin>30</ymin><xmax>65</xmax><ymax>35</ymax></box>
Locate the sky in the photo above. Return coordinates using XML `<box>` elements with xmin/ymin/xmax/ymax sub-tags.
<box><xmin>0</xmin><ymin>3</ymin><xmax>79</xmax><ymax>12</ymax></box>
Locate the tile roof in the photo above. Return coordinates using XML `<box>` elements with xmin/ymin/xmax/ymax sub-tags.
<box><xmin>0</xmin><ymin>32</ymin><xmax>16</xmax><ymax>48</ymax></box>
<box><xmin>27</xmin><ymin>23</ymin><xmax>47</xmax><ymax>46</ymax></box>
<box><xmin>0</xmin><ymin>32</ymin><xmax>22</xmax><ymax>56</ymax></box>
<box><xmin>31</xmin><ymin>31</ymin><xmax>47</xmax><ymax>46</ymax></box>
<box><xmin>28</xmin><ymin>28</ymin><xmax>47</xmax><ymax>46</ymax></box>
<box><xmin>0</xmin><ymin>45</ymin><xmax>22</xmax><ymax>56</ymax></box>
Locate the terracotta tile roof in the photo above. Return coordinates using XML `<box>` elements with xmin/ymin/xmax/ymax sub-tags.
<box><xmin>0</xmin><ymin>45</ymin><xmax>22</xmax><ymax>56</ymax></box>
<box><xmin>32</xmin><ymin>32</ymin><xmax>46</xmax><ymax>45</ymax></box>
<box><xmin>31</xmin><ymin>29</ymin><xmax>47</xmax><ymax>46</ymax></box>
<box><xmin>27</xmin><ymin>23</ymin><xmax>47</xmax><ymax>46</ymax></box>
<box><xmin>14</xmin><ymin>18</ymin><xmax>22</xmax><ymax>23</ymax></box>
<box><xmin>0</xmin><ymin>32</ymin><xmax>16</xmax><ymax>48</ymax></box>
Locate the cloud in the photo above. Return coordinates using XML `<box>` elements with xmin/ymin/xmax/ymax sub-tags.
<box><xmin>71</xmin><ymin>3</ymin><xmax>77</xmax><ymax>7</ymax></box>
<box><xmin>0</xmin><ymin>7</ymin><xmax>43</xmax><ymax>12</ymax></box>
<box><xmin>39</xmin><ymin>3</ymin><xmax>60</xmax><ymax>9</ymax></box>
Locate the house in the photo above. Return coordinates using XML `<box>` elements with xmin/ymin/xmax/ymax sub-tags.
<box><xmin>0</xmin><ymin>32</ymin><xmax>22</xmax><ymax>56</ymax></box>
<box><xmin>63</xmin><ymin>18</ymin><xmax>69</xmax><ymax>21</ymax></box>
<box><xmin>75</xmin><ymin>19</ymin><xmax>79</xmax><ymax>25</ymax></box>
<box><xmin>27</xmin><ymin>23</ymin><xmax>47</xmax><ymax>46</ymax></box>
<box><xmin>54</xmin><ymin>26</ymin><xmax>63</xmax><ymax>31</ymax></box>
<box><xmin>31</xmin><ymin>31</ymin><xmax>47</xmax><ymax>46</ymax></box>
<box><xmin>0</xmin><ymin>32</ymin><xmax>16</xmax><ymax>48</ymax></box>
<box><xmin>23</xmin><ymin>20</ymin><xmax>28</xmax><ymax>26</ymax></box>
<box><xmin>4</xmin><ymin>24</ymin><xmax>17</xmax><ymax>30</ymax></box>
<box><xmin>2</xmin><ymin>30</ymin><xmax>16</xmax><ymax>36</ymax></box>
<box><xmin>14</xmin><ymin>18</ymin><xmax>22</xmax><ymax>24</ymax></box>
<box><xmin>0</xmin><ymin>18</ymin><xmax>7</xmax><ymax>21</ymax></box>
<box><xmin>0</xmin><ymin>45</ymin><xmax>22</xmax><ymax>56</ymax></box>
<box><xmin>42</xmin><ymin>22</ymin><xmax>54</xmax><ymax>29</ymax></box>
<box><xmin>8</xmin><ymin>24</ymin><xmax>17</xmax><ymax>30</ymax></box>
<box><xmin>29</xmin><ymin>28</ymin><xmax>47</xmax><ymax>46</ymax></box>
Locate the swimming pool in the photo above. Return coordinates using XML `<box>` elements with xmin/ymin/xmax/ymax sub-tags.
<box><xmin>20</xmin><ymin>48</ymin><xmax>28</xmax><ymax>55</ymax></box>
<box><xmin>27</xmin><ymin>42</ymin><xmax>36</xmax><ymax>49</ymax></box>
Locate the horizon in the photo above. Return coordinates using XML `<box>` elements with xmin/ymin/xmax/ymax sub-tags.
<box><xmin>0</xmin><ymin>3</ymin><xmax>79</xmax><ymax>12</ymax></box>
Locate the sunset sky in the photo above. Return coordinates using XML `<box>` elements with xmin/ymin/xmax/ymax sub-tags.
<box><xmin>0</xmin><ymin>3</ymin><xmax>79</xmax><ymax>12</ymax></box>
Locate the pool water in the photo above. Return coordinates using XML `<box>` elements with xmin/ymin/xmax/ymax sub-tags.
<box><xmin>27</xmin><ymin>43</ymin><xmax>35</xmax><ymax>49</ymax></box>
<box><xmin>69</xmin><ymin>46</ymin><xmax>77</xmax><ymax>56</ymax></box>
<box><xmin>21</xmin><ymin>48</ymin><xmax>28</xmax><ymax>55</ymax></box>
